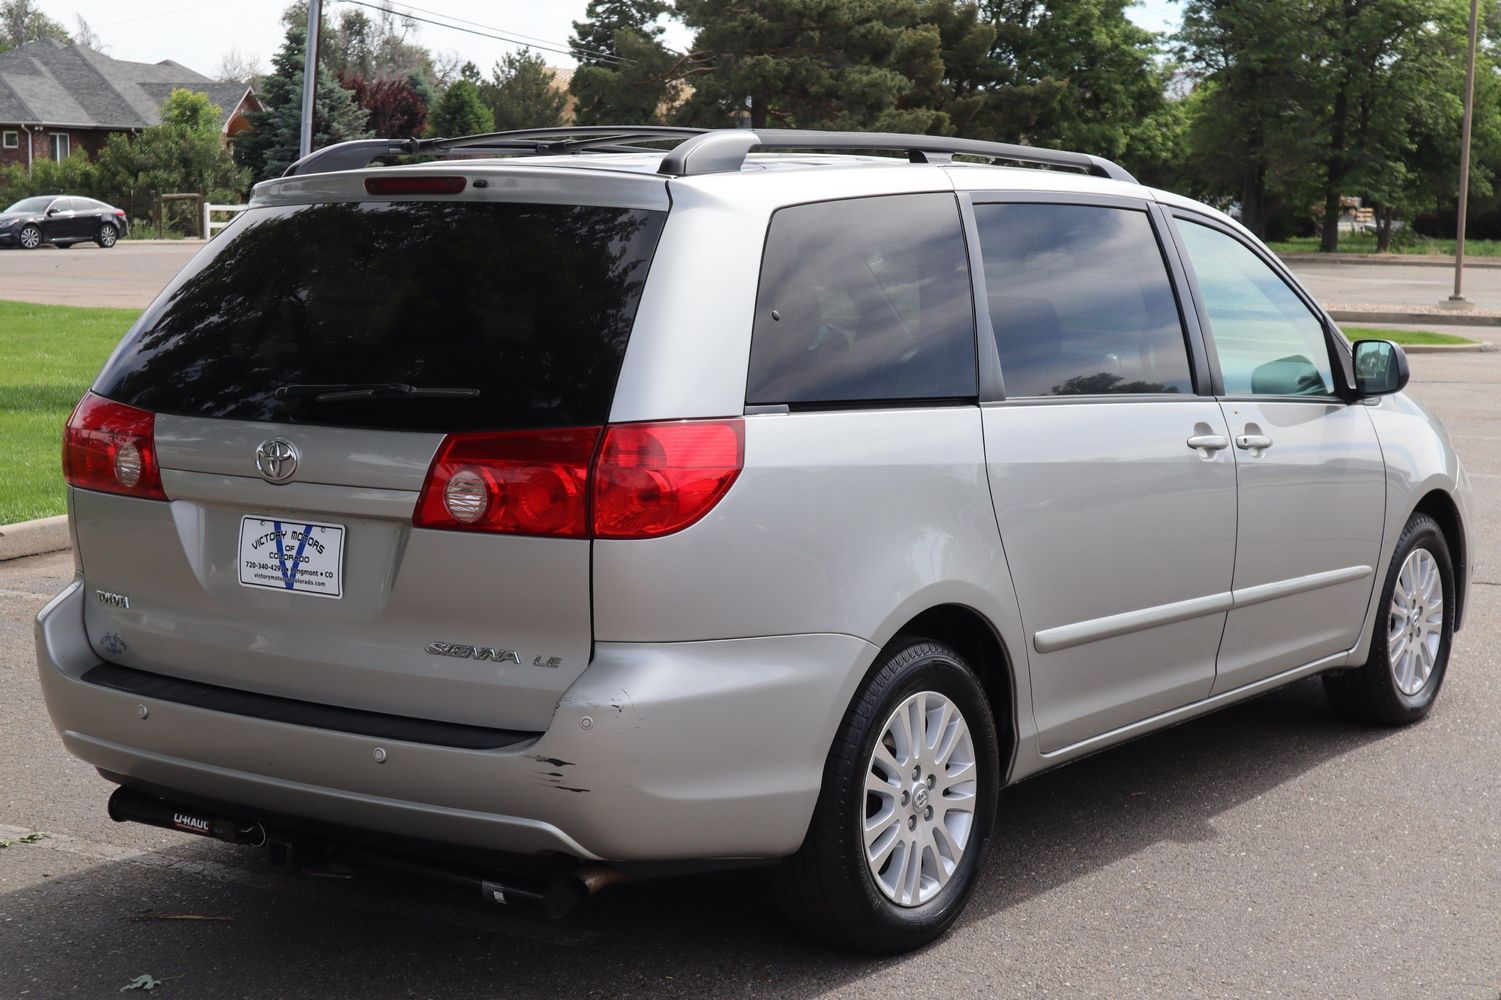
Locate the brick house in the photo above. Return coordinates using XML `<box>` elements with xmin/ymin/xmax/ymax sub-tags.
<box><xmin>0</xmin><ymin>39</ymin><xmax>260</xmax><ymax>174</ymax></box>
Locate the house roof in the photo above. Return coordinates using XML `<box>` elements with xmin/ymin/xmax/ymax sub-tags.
<box><xmin>0</xmin><ymin>39</ymin><xmax>253</xmax><ymax>131</ymax></box>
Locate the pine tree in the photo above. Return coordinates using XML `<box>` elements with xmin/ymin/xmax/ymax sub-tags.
<box><xmin>481</xmin><ymin>50</ymin><xmax>566</xmax><ymax>132</ymax></box>
<box><xmin>426</xmin><ymin>79</ymin><xmax>494</xmax><ymax>137</ymax></box>
<box><xmin>234</xmin><ymin>19</ymin><xmax>370</xmax><ymax>182</ymax></box>
<box><xmin>568</xmin><ymin>0</ymin><xmax>680</xmax><ymax>124</ymax></box>
<box><xmin>672</xmin><ymin>0</ymin><xmax>948</xmax><ymax>133</ymax></box>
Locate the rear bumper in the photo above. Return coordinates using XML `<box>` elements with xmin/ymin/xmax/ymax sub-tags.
<box><xmin>36</xmin><ymin>578</ymin><xmax>873</xmax><ymax>861</ymax></box>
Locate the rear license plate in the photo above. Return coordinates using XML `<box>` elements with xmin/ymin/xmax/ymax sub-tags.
<box><xmin>238</xmin><ymin>516</ymin><xmax>345</xmax><ymax>599</ymax></box>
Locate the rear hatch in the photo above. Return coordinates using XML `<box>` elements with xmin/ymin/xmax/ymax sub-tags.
<box><xmin>71</xmin><ymin>176</ymin><xmax>668</xmax><ymax>732</ymax></box>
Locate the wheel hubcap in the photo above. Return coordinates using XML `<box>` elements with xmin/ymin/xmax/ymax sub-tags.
<box><xmin>1388</xmin><ymin>548</ymin><xmax>1443</xmax><ymax>696</ymax></box>
<box><xmin>863</xmin><ymin>690</ymin><xmax>978</xmax><ymax>907</ymax></box>
<box><xmin>21</xmin><ymin>229</ymin><xmax>38</xmax><ymax>248</ymax></box>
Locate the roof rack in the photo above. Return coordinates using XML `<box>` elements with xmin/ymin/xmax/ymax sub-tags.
<box><xmin>280</xmin><ymin>125</ymin><xmax>1137</xmax><ymax>185</ymax></box>
<box><xmin>281</xmin><ymin>126</ymin><xmax>710</xmax><ymax>177</ymax></box>
<box><xmin>657</xmin><ymin>129</ymin><xmax>1138</xmax><ymax>183</ymax></box>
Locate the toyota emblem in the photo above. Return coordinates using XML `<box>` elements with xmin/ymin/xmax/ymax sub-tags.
<box><xmin>255</xmin><ymin>438</ymin><xmax>299</xmax><ymax>483</ymax></box>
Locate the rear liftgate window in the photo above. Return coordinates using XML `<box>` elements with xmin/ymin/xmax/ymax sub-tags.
<box><xmin>93</xmin><ymin>201</ymin><xmax>668</xmax><ymax>432</ymax></box>
<box><xmin>747</xmin><ymin>193</ymin><xmax>977</xmax><ymax>407</ymax></box>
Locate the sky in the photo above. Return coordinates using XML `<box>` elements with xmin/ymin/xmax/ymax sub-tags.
<box><xmin>39</xmin><ymin>0</ymin><xmax>1183</xmax><ymax>79</ymax></box>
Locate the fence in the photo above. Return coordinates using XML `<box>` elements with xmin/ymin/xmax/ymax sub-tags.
<box><xmin>203</xmin><ymin>202</ymin><xmax>249</xmax><ymax>239</ymax></box>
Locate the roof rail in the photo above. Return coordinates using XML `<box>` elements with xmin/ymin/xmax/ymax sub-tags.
<box><xmin>281</xmin><ymin>126</ymin><xmax>710</xmax><ymax>177</ymax></box>
<box><xmin>656</xmin><ymin>129</ymin><xmax>1138</xmax><ymax>184</ymax></box>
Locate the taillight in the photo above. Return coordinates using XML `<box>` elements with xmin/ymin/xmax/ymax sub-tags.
<box><xmin>413</xmin><ymin>419</ymin><xmax>745</xmax><ymax>539</ymax></box>
<box><xmin>592</xmin><ymin>420</ymin><xmax>743</xmax><ymax>539</ymax></box>
<box><xmin>413</xmin><ymin>427</ymin><xmax>601</xmax><ymax>537</ymax></box>
<box><xmin>62</xmin><ymin>393</ymin><xmax>166</xmax><ymax>500</ymax></box>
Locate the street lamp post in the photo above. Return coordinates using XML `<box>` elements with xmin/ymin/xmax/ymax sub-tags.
<box><xmin>298</xmin><ymin>0</ymin><xmax>323</xmax><ymax>162</ymax></box>
<box><xmin>1450</xmin><ymin>0</ymin><xmax>1481</xmax><ymax>305</ymax></box>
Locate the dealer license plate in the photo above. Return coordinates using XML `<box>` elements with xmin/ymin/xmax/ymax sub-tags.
<box><xmin>238</xmin><ymin>516</ymin><xmax>345</xmax><ymax>598</ymax></box>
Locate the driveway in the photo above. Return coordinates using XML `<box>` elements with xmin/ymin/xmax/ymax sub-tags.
<box><xmin>1</xmin><ymin>348</ymin><xmax>1497</xmax><ymax>998</ymax></box>
<box><xmin>0</xmin><ymin>241</ymin><xmax>202</xmax><ymax>309</ymax></box>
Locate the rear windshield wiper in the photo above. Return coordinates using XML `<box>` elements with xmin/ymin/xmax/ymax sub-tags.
<box><xmin>275</xmin><ymin>383</ymin><xmax>481</xmax><ymax>403</ymax></box>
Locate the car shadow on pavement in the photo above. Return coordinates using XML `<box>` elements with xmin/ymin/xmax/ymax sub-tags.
<box><xmin>0</xmin><ymin>677</ymin><xmax>1392</xmax><ymax>999</ymax></box>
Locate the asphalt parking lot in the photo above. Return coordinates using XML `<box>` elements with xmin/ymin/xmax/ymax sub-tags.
<box><xmin>2</xmin><ymin>250</ymin><xmax>1499</xmax><ymax>998</ymax></box>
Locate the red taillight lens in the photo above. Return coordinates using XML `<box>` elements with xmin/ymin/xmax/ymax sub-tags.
<box><xmin>62</xmin><ymin>393</ymin><xmax>166</xmax><ymax>500</ymax></box>
<box><xmin>364</xmin><ymin>175</ymin><xmax>466</xmax><ymax>196</ymax></box>
<box><xmin>413</xmin><ymin>427</ymin><xmax>601</xmax><ymax>537</ymax></box>
<box><xmin>592</xmin><ymin>420</ymin><xmax>744</xmax><ymax>539</ymax></box>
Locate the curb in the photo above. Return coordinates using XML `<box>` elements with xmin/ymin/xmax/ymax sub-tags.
<box><xmin>1399</xmin><ymin>342</ymin><xmax>1495</xmax><ymax>353</ymax></box>
<box><xmin>1327</xmin><ymin>308</ymin><xmax>1501</xmax><ymax>327</ymax></box>
<box><xmin>1281</xmin><ymin>252</ymin><xmax>1501</xmax><ymax>269</ymax></box>
<box><xmin>0</xmin><ymin>515</ymin><xmax>69</xmax><ymax>562</ymax></box>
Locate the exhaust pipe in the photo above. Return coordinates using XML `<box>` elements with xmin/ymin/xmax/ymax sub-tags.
<box><xmin>107</xmin><ymin>786</ymin><xmax>266</xmax><ymax>847</ymax></box>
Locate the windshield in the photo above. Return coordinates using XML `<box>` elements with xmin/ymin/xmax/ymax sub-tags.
<box><xmin>4</xmin><ymin>196</ymin><xmax>56</xmax><ymax>214</ymax></box>
<box><xmin>94</xmin><ymin>199</ymin><xmax>668</xmax><ymax>432</ymax></box>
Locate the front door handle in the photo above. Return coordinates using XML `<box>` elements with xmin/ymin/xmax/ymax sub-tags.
<box><xmin>1186</xmin><ymin>433</ymin><xmax>1229</xmax><ymax>458</ymax></box>
<box><xmin>1235</xmin><ymin>433</ymin><xmax>1274</xmax><ymax>456</ymax></box>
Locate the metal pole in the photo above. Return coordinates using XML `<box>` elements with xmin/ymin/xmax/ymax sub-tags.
<box><xmin>298</xmin><ymin>0</ymin><xmax>322</xmax><ymax>161</ymax></box>
<box><xmin>1451</xmin><ymin>0</ymin><xmax>1481</xmax><ymax>303</ymax></box>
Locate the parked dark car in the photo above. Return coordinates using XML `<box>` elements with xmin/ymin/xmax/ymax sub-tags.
<box><xmin>0</xmin><ymin>194</ymin><xmax>129</xmax><ymax>249</ymax></box>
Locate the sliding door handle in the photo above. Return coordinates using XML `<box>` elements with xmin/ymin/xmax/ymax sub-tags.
<box><xmin>1235</xmin><ymin>433</ymin><xmax>1273</xmax><ymax>455</ymax></box>
<box><xmin>1186</xmin><ymin>433</ymin><xmax>1229</xmax><ymax>458</ymax></box>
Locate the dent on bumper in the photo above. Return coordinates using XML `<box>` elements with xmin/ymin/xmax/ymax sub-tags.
<box><xmin>36</xmin><ymin>579</ymin><xmax>874</xmax><ymax>861</ymax></box>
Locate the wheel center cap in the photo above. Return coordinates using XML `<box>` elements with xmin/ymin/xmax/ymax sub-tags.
<box><xmin>912</xmin><ymin>785</ymin><xmax>929</xmax><ymax>812</ymax></box>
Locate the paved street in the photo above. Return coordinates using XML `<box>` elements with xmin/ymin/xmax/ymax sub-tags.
<box><xmin>0</xmin><ymin>241</ymin><xmax>203</xmax><ymax>310</ymax></box>
<box><xmin>2</xmin><ymin>345</ymin><xmax>1498</xmax><ymax>998</ymax></box>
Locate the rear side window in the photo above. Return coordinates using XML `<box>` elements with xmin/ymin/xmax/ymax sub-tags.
<box><xmin>974</xmin><ymin>203</ymin><xmax>1193</xmax><ymax>397</ymax></box>
<box><xmin>746</xmin><ymin>193</ymin><xmax>975</xmax><ymax>406</ymax></box>
<box><xmin>94</xmin><ymin>201</ymin><xmax>667</xmax><ymax>432</ymax></box>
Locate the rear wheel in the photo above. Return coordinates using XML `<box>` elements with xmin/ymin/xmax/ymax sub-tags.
<box><xmin>18</xmin><ymin>224</ymin><xmax>41</xmax><ymax>249</ymax></box>
<box><xmin>1324</xmin><ymin>513</ymin><xmax>1454</xmax><ymax>725</ymax></box>
<box><xmin>776</xmin><ymin>637</ymin><xmax>999</xmax><ymax>953</ymax></box>
<box><xmin>96</xmin><ymin>222</ymin><xmax>118</xmax><ymax>248</ymax></box>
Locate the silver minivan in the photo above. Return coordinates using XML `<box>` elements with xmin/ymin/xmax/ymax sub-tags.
<box><xmin>35</xmin><ymin>127</ymin><xmax>1471</xmax><ymax>953</ymax></box>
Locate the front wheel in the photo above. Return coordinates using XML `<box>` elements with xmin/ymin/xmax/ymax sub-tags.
<box><xmin>18</xmin><ymin>224</ymin><xmax>41</xmax><ymax>249</ymax></box>
<box><xmin>96</xmin><ymin>222</ymin><xmax>118</xmax><ymax>248</ymax></box>
<box><xmin>776</xmin><ymin>637</ymin><xmax>999</xmax><ymax>953</ymax></box>
<box><xmin>1325</xmin><ymin>513</ymin><xmax>1454</xmax><ymax>725</ymax></box>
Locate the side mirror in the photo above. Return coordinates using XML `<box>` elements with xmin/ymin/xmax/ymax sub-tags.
<box><xmin>1352</xmin><ymin>339</ymin><xmax>1409</xmax><ymax>397</ymax></box>
<box><xmin>45</xmin><ymin>207</ymin><xmax>58</xmax><ymax>216</ymax></box>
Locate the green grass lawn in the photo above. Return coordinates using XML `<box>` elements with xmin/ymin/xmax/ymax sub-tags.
<box><xmin>1341</xmin><ymin>326</ymin><xmax>1480</xmax><ymax>347</ymax></box>
<box><xmin>1</xmin><ymin>300</ymin><xmax>140</xmax><ymax>524</ymax></box>
<box><xmin>1268</xmin><ymin>233</ymin><xmax>1501</xmax><ymax>256</ymax></box>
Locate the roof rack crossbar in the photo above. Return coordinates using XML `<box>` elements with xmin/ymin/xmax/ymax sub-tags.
<box><xmin>656</xmin><ymin>129</ymin><xmax>1138</xmax><ymax>184</ymax></box>
<box><xmin>282</xmin><ymin>126</ymin><xmax>710</xmax><ymax>177</ymax></box>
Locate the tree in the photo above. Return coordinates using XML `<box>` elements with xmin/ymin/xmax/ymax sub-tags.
<box><xmin>1176</xmin><ymin>0</ymin><xmax>1326</xmax><ymax>237</ymax></box>
<box><xmin>0</xmin><ymin>0</ymin><xmax>69</xmax><ymax>50</ymax></box>
<box><xmin>343</xmin><ymin>73</ymin><xmax>428</xmax><ymax>137</ymax></box>
<box><xmin>673</xmin><ymin>0</ymin><xmax>949</xmax><ymax>133</ymax></box>
<box><xmin>569</xmin><ymin>0</ymin><xmax>682</xmax><ymax>124</ymax></box>
<box><xmin>481</xmin><ymin>50</ymin><xmax>566</xmax><ymax>131</ymax></box>
<box><xmin>234</xmin><ymin>18</ymin><xmax>371</xmax><ymax>181</ymax></box>
<box><xmin>325</xmin><ymin>4</ymin><xmax>436</xmax><ymax>84</ymax></box>
<box><xmin>216</xmin><ymin>48</ymin><xmax>262</xmax><ymax>85</ymax></box>
<box><xmin>426</xmin><ymin>78</ymin><xmax>493</xmax><ymax>137</ymax></box>
<box><xmin>957</xmin><ymin>0</ymin><xmax>1179</xmax><ymax>170</ymax></box>
<box><xmin>73</xmin><ymin>14</ymin><xmax>104</xmax><ymax>52</ymax></box>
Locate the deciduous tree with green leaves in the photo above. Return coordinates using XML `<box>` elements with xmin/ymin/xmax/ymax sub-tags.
<box><xmin>481</xmin><ymin>50</ymin><xmax>566</xmax><ymax>132</ymax></box>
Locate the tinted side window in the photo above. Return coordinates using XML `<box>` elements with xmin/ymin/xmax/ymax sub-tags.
<box><xmin>1175</xmin><ymin>219</ymin><xmax>1335</xmax><ymax>396</ymax></box>
<box><xmin>974</xmin><ymin>203</ymin><xmax>1192</xmax><ymax>397</ymax></box>
<box><xmin>747</xmin><ymin>193</ymin><xmax>975</xmax><ymax>405</ymax></box>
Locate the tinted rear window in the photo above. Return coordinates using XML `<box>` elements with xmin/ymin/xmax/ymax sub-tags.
<box><xmin>94</xmin><ymin>201</ymin><xmax>667</xmax><ymax>431</ymax></box>
<box><xmin>746</xmin><ymin>193</ymin><xmax>976</xmax><ymax>406</ymax></box>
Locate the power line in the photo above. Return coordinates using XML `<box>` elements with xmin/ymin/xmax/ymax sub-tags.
<box><xmin>330</xmin><ymin>0</ymin><xmax>630</xmax><ymax>66</ymax></box>
<box><xmin>99</xmin><ymin>0</ymin><xmax>237</xmax><ymax>27</ymax></box>
<box><xmin>384</xmin><ymin>0</ymin><xmax>637</xmax><ymax>61</ymax></box>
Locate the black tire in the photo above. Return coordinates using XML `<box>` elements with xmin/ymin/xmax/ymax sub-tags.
<box><xmin>18</xmin><ymin>224</ymin><xmax>41</xmax><ymax>249</ymax></box>
<box><xmin>96</xmin><ymin>222</ymin><xmax>118</xmax><ymax>249</ymax></box>
<box><xmin>1324</xmin><ymin>513</ymin><xmax>1454</xmax><ymax>725</ymax></box>
<box><xmin>776</xmin><ymin>637</ymin><xmax>999</xmax><ymax>953</ymax></box>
